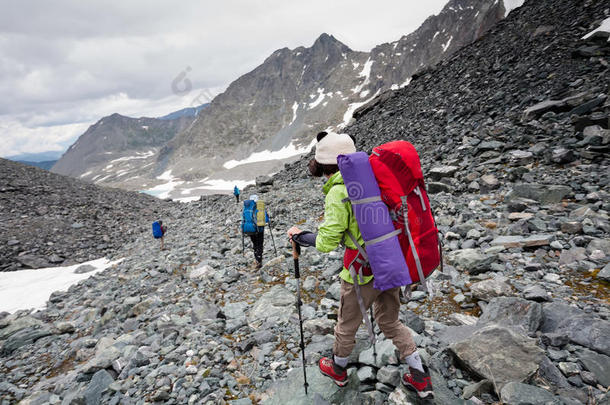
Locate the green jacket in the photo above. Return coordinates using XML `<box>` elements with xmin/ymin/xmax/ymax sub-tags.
<box><xmin>315</xmin><ymin>172</ymin><xmax>373</xmax><ymax>285</ymax></box>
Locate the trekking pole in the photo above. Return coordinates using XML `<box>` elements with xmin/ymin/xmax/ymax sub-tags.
<box><xmin>370</xmin><ymin>307</ymin><xmax>377</xmax><ymax>365</ymax></box>
<box><xmin>242</xmin><ymin>229</ymin><xmax>245</xmax><ymax>257</ymax></box>
<box><xmin>292</xmin><ymin>240</ymin><xmax>309</xmax><ymax>396</ymax></box>
<box><xmin>268</xmin><ymin>218</ymin><xmax>278</xmax><ymax>257</ymax></box>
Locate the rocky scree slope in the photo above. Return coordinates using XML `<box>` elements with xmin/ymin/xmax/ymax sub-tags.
<box><xmin>0</xmin><ymin>159</ymin><xmax>176</xmax><ymax>271</ymax></box>
<box><xmin>1</xmin><ymin>1</ymin><xmax>610</xmax><ymax>405</ymax></box>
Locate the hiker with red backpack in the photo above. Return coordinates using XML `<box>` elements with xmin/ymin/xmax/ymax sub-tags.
<box><xmin>287</xmin><ymin>131</ymin><xmax>439</xmax><ymax>399</ymax></box>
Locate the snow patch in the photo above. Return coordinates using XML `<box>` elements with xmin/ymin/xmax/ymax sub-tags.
<box><xmin>503</xmin><ymin>0</ymin><xmax>525</xmax><ymax>17</ymax></box>
<box><xmin>352</xmin><ymin>58</ymin><xmax>374</xmax><ymax>94</ymax></box>
<box><xmin>142</xmin><ymin>170</ymin><xmax>184</xmax><ymax>199</ymax></box>
<box><xmin>290</xmin><ymin>102</ymin><xmax>299</xmax><ymax>125</ymax></box>
<box><xmin>223</xmin><ymin>140</ymin><xmax>316</xmax><ymax>170</ymax></box>
<box><xmin>340</xmin><ymin>89</ymin><xmax>381</xmax><ymax>128</ymax></box>
<box><xmin>0</xmin><ymin>258</ymin><xmax>123</xmax><ymax>313</ymax></box>
<box><xmin>583</xmin><ymin>17</ymin><xmax>610</xmax><ymax>42</ymax></box>
<box><xmin>79</xmin><ymin>170</ymin><xmax>93</xmax><ymax>178</ymax></box>
<box><xmin>141</xmin><ymin>125</ymin><xmax>149</xmax><ymax>130</ymax></box>
<box><xmin>109</xmin><ymin>150</ymin><xmax>155</xmax><ymax>164</ymax></box>
<box><xmin>308</xmin><ymin>88</ymin><xmax>326</xmax><ymax>109</ymax></box>
<box><xmin>442</xmin><ymin>36</ymin><xmax>453</xmax><ymax>52</ymax></box>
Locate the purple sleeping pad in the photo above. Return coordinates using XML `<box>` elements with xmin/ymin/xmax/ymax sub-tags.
<box><xmin>338</xmin><ymin>152</ymin><xmax>412</xmax><ymax>291</ymax></box>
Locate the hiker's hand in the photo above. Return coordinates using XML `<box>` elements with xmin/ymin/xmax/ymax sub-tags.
<box><xmin>287</xmin><ymin>226</ymin><xmax>302</xmax><ymax>241</ymax></box>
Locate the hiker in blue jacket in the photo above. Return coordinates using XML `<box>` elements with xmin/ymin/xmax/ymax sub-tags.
<box><xmin>233</xmin><ymin>185</ymin><xmax>240</xmax><ymax>203</ymax></box>
<box><xmin>152</xmin><ymin>220</ymin><xmax>167</xmax><ymax>250</ymax></box>
<box><xmin>242</xmin><ymin>194</ymin><xmax>269</xmax><ymax>269</ymax></box>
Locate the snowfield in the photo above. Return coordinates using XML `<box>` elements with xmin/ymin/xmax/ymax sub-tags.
<box><xmin>0</xmin><ymin>258</ymin><xmax>123</xmax><ymax>313</ymax></box>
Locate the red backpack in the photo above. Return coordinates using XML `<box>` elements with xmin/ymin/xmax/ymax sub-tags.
<box><xmin>369</xmin><ymin>140</ymin><xmax>442</xmax><ymax>285</ymax></box>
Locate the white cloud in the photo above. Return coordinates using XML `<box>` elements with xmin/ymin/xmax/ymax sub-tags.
<box><xmin>0</xmin><ymin>0</ymin><xmax>448</xmax><ymax>157</ymax></box>
<box><xmin>0</xmin><ymin>120</ymin><xmax>88</xmax><ymax>157</ymax></box>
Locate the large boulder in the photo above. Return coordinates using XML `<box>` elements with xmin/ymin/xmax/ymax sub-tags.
<box><xmin>478</xmin><ymin>297</ymin><xmax>543</xmax><ymax>334</ymax></box>
<box><xmin>262</xmin><ymin>365</ymin><xmax>363</xmax><ymax>405</ymax></box>
<box><xmin>84</xmin><ymin>369</ymin><xmax>115</xmax><ymax>405</ymax></box>
<box><xmin>490</xmin><ymin>234</ymin><xmax>553</xmax><ymax>249</ymax></box>
<box><xmin>500</xmin><ymin>382</ymin><xmax>556</xmax><ymax>405</ymax></box>
<box><xmin>429</xmin><ymin>166</ymin><xmax>459</xmax><ymax>180</ymax></box>
<box><xmin>449</xmin><ymin>325</ymin><xmax>544</xmax><ymax>390</ymax></box>
<box><xmin>248</xmin><ymin>285</ymin><xmax>295</xmax><ymax>327</ymax></box>
<box><xmin>575</xmin><ymin>348</ymin><xmax>610</xmax><ymax>387</ymax></box>
<box><xmin>446</xmin><ymin>249</ymin><xmax>495</xmax><ymax>274</ymax></box>
<box><xmin>0</xmin><ymin>316</ymin><xmax>52</xmax><ymax>354</ymax></box>
<box><xmin>191</xmin><ymin>297</ymin><xmax>222</xmax><ymax>322</ymax></box>
<box><xmin>509</xmin><ymin>183</ymin><xmax>571</xmax><ymax>204</ymax></box>
<box><xmin>540</xmin><ymin>302</ymin><xmax>582</xmax><ymax>333</ymax></box>
<box><xmin>469</xmin><ymin>277</ymin><xmax>513</xmax><ymax>301</ymax></box>
<box><xmin>541</xmin><ymin>302</ymin><xmax>610</xmax><ymax>356</ymax></box>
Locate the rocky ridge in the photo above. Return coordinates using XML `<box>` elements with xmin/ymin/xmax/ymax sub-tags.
<box><xmin>51</xmin><ymin>109</ymin><xmax>202</xmax><ymax>189</ymax></box>
<box><xmin>1</xmin><ymin>0</ymin><xmax>609</xmax><ymax>404</ymax></box>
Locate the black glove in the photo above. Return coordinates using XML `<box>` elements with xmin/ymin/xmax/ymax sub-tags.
<box><xmin>292</xmin><ymin>231</ymin><xmax>316</xmax><ymax>247</ymax></box>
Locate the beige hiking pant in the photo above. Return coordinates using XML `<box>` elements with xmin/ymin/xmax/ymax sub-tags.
<box><xmin>333</xmin><ymin>279</ymin><xmax>417</xmax><ymax>359</ymax></box>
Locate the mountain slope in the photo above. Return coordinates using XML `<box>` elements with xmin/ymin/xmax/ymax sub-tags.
<box><xmin>51</xmin><ymin>111</ymin><xmax>199</xmax><ymax>186</ymax></box>
<box><xmin>159</xmin><ymin>0</ymin><xmax>508</xmax><ymax>183</ymax></box>
<box><xmin>0</xmin><ymin>158</ymin><xmax>172</xmax><ymax>271</ymax></box>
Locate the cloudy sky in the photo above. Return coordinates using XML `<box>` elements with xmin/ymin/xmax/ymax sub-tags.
<box><xmin>0</xmin><ymin>0</ymin><xmax>448</xmax><ymax>158</ymax></box>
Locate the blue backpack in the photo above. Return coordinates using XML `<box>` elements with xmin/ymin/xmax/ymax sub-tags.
<box><xmin>242</xmin><ymin>200</ymin><xmax>263</xmax><ymax>235</ymax></box>
<box><xmin>152</xmin><ymin>221</ymin><xmax>164</xmax><ymax>238</ymax></box>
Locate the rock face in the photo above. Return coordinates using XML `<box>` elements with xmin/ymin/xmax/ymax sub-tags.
<box><xmin>51</xmin><ymin>110</ymin><xmax>202</xmax><ymax>185</ymax></box>
<box><xmin>478</xmin><ymin>297</ymin><xmax>542</xmax><ymax>333</ymax></box>
<box><xmin>450</xmin><ymin>325</ymin><xmax>544</xmax><ymax>389</ymax></box>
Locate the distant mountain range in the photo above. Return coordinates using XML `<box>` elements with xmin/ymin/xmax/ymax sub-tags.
<box><xmin>7</xmin><ymin>151</ymin><xmax>63</xmax><ymax>162</ymax></box>
<box><xmin>52</xmin><ymin>0</ymin><xmax>513</xmax><ymax>196</ymax></box>
<box><xmin>16</xmin><ymin>160</ymin><xmax>57</xmax><ymax>170</ymax></box>
<box><xmin>158</xmin><ymin>104</ymin><xmax>209</xmax><ymax>120</ymax></box>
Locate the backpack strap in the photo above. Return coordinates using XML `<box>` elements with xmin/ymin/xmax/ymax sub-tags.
<box><xmin>413</xmin><ymin>186</ymin><xmax>427</xmax><ymax>212</ymax></box>
<box><xmin>364</xmin><ymin>229</ymin><xmax>402</xmax><ymax>247</ymax></box>
<box><xmin>348</xmin><ymin>265</ymin><xmax>376</xmax><ymax>346</ymax></box>
<box><xmin>401</xmin><ymin>195</ymin><xmax>428</xmax><ymax>292</ymax></box>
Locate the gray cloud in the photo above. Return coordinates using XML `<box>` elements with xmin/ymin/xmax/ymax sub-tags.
<box><xmin>0</xmin><ymin>0</ymin><xmax>447</xmax><ymax>157</ymax></box>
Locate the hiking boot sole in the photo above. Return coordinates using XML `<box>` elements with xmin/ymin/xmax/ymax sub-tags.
<box><xmin>319</xmin><ymin>368</ymin><xmax>348</xmax><ymax>387</ymax></box>
<box><xmin>402</xmin><ymin>380</ymin><xmax>434</xmax><ymax>399</ymax></box>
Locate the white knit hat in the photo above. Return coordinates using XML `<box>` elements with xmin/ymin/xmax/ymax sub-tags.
<box><xmin>314</xmin><ymin>132</ymin><xmax>356</xmax><ymax>164</ymax></box>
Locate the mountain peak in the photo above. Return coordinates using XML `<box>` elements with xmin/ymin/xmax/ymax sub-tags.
<box><xmin>312</xmin><ymin>33</ymin><xmax>349</xmax><ymax>50</ymax></box>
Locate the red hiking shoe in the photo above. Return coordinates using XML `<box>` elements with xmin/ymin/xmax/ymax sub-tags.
<box><xmin>402</xmin><ymin>365</ymin><xmax>434</xmax><ymax>399</ymax></box>
<box><xmin>319</xmin><ymin>357</ymin><xmax>348</xmax><ymax>387</ymax></box>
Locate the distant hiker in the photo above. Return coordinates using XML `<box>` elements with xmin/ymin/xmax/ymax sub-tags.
<box><xmin>233</xmin><ymin>186</ymin><xmax>240</xmax><ymax>203</ymax></box>
<box><xmin>242</xmin><ymin>194</ymin><xmax>269</xmax><ymax>269</ymax></box>
<box><xmin>287</xmin><ymin>131</ymin><xmax>434</xmax><ymax>398</ymax></box>
<box><xmin>152</xmin><ymin>220</ymin><xmax>167</xmax><ymax>250</ymax></box>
